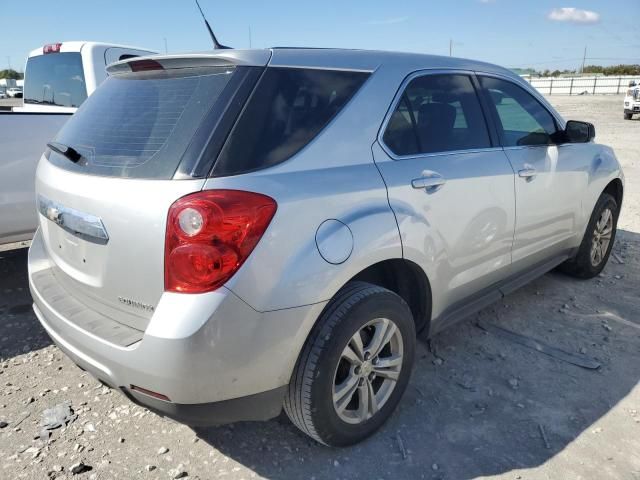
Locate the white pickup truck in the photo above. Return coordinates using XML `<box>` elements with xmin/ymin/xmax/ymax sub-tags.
<box><xmin>0</xmin><ymin>41</ymin><xmax>155</xmax><ymax>248</ymax></box>
<box><xmin>624</xmin><ymin>81</ymin><xmax>640</xmax><ymax>120</ymax></box>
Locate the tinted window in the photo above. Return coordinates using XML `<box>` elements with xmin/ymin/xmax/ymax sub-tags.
<box><xmin>49</xmin><ymin>67</ymin><xmax>236</xmax><ymax>179</ymax></box>
<box><xmin>383</xmin><ymin>74</ymin><xmax>491</xmax><ymax>156</ymax></box>
<box><xmin>24</xmin><ymin>53</ymin><xmax>88</xmax><ymax>108</ymax></box>
<box><xmin>479</xmin><ymin>76</ymin><xmax>559</xmax><ymax>147</ymax></box>
<box><xmin>212</xmin><ymin>67</ymin><xmax>369</xmax><ymax>176</ymax></box>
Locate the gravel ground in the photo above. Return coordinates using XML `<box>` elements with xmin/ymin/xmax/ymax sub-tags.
<box><xmin>1</xmin><ymin>94</ymin><xmax>639</xmax><ymax>480</ymax></box>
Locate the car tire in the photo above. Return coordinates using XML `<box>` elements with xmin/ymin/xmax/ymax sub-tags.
<box><xmin>624</xmin><ymin>113</ymin><xmax>633</xmax><ymax>120</ymax></box>
<box><xmin>559</xmin><ymin>193</ymin><xmax>619</xmax><ymax>279</ymax></box>
<box><xmin>284</xmin><ymin>281</ymin><xmax>416</xmax><ymax>446</ymax></box>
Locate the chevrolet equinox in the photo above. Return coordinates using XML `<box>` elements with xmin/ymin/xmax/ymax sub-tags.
<box><xmin>28</xmin><ymin>48</ymin><xmax>624</xmax><ymax>446</ymax></box>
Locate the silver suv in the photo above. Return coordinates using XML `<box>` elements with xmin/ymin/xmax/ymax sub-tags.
<box><xmin>28</xmin><ymin>49</ymin><xmax>624</xmax><ymax>446</ymax></box>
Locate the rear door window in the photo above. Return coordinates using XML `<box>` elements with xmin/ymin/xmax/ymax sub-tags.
<box><xmin>49</xmin><ymin>67</ymin><xmax>236</xmax><ymax>179</ymax></box>
<box><xmin>382</xmin><ymin>74</ymin><xmax>491</xmax><ymax>156</ymax></box>
<box><xmin>212</xmin><ymin>67</ymin><xmax>369</xmax><ymax>176</ymax></box>
<box><xmin>24</xmin><ymin>53</ymin><xmax>88</xmax><ymax>108</ymax></box>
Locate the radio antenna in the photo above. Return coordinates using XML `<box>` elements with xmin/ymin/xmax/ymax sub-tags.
<box><xmin>194</xmin><ymin>0</ymin><xmax>230</xmax><ymax>49</ymax></box>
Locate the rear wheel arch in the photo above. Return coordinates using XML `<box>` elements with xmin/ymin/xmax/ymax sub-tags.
<box><xmin>346</xmin><ymin>259</ymin><xmax>432</xmax><ymax>333</ymax></box>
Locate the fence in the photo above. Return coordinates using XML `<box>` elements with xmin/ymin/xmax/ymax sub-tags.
<box><xmin>523</xmin><ymin>75</ymin><xmax>640</xmax><ymax>95</ymax></box>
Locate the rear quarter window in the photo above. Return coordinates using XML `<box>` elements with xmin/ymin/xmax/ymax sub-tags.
<box><xmin>212</xmin><ymin>67</ymin><xmax>369</xmax><ymax>177</ymax></box>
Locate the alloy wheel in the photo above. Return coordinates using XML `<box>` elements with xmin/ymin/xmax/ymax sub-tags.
<box><xmin>591</xmin><ymin>207</ymin><xmax>613</xmax><ymax>267</ymax></box>
<box><xmin>332</xmin><ymin>318</ymin><xmax>404</xmax><ymax>424</ymax></box>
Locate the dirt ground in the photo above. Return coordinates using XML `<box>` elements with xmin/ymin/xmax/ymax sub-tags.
<box><xmin>0</xmin><ymin>95</ymin><xmax>639</xmax><ymax>480</ymax></box>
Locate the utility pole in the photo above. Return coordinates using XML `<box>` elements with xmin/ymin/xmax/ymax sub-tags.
<box><xmin>6</xmin><ymin>56</ymin><xmax>10</xmax><ymax>70</ymax></box>
<box><xmin>163</xmin><ymin>38</ymin><xmax>168</xmax><ymax>54</ymax></box>
<box><xmin>449</xmin><ymin>39</ymin><xmax>453</xmax><ymax>57</ymax></box>
<box><xmin>580</xmin><ymin>46</ymin><xmax>587</xmax><ymax>74</ymax></box>
<box><xmin>249</xmin><ymin>26</ymin><xmax>252</xmax><ymax>48</ymax></box>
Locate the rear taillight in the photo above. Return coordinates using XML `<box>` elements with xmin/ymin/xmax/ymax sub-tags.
<box><xmin>43</xmin><ymin>43</ymin><xmax>62</xmax><ymax>54</ymax></box>
<box><xmin>165</xmin><ymin>190</ymin><xmax>277</xmax><ymax>294</ymax></box>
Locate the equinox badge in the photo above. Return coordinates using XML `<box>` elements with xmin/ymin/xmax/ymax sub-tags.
<box><xmin>118</xmin><ymin>297</ymin><xmax>155</xmax><ymax>313</ymax></box>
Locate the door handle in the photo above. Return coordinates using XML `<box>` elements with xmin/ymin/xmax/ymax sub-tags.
<box><xmin>518</xmin><ymin>166</ymin><xmax>537</xmax><ymax>179</ymax></box>
<box><xmin>411</xmin><ymin>172</ymin><xmax>446</xmax><ymax>192</ymax></box>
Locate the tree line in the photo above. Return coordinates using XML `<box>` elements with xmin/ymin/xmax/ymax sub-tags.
<box><xmin>582</xmin><ymin>64</ymin><xmax>640</xmax><ymax>76</ymax></box>
<box><xmin>0</xmin><ymin>69</ymin><xmax>24</xmax><ymax>80</ymax></box>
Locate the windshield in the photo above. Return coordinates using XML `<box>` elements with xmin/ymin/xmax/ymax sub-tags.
<box><xmin>24</xmin><ymin>53</ymin><xmax>87</xmax><ymax>107</ymax></box>
<box><xmin>48</xmin><ymin>66</ymin><xmax>236</xmax><ymax>179</ymax></box>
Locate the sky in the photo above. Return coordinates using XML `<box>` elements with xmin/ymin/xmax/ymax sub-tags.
<box><xmin>1</xmin><ymin>0</ymin><xmax>638</xmax><ymax>72</ymax></box>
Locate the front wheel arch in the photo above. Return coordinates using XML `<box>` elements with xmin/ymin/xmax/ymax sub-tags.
<box><xmin>603</xmin><ymin>178</ymin><xmax>623</xmax><ymax>210</ymax></box>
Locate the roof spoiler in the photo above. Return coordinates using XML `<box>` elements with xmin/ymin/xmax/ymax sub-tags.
<box><xmin>106</xmin><ymin>51</ymin><xmax>272</xmax><ymax>75</ymax></box>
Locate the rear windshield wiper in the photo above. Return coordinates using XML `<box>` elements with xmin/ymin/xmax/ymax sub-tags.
<box><xmin>47</xmin><ymin>142</ymin><xmax>84</xmax><ymax>164</ymax></box>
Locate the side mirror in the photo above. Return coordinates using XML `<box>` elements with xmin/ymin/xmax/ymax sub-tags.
<box><xmin>565</xmin><ymin>120</ymin><xmax>595</xmax><ymax>143</ymax></box>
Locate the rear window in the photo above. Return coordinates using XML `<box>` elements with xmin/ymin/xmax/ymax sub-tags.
<box><xmin>212</xmin><ymin>67</ymin><xmax>369</xmax><ymax>176</ymax></box>
<box><xmin>24</xmin><ymin>52</ymin><xmax>88</xmax><ymax>108</ymax></box>
<box><xmin>48</xmin><ymin>67</ymin><xmax>236</xmax><ymax>179</ymax></box>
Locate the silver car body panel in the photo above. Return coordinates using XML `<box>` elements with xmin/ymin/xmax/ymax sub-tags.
<box><xmin>372</xmin><ymin>141</ymin><xmax>516</xmax><ymax>321</ymax></box>
<box><xmin>28</xmin><ymin>48</ymin><xmax>624</xmax><ymax>413</ymax></box>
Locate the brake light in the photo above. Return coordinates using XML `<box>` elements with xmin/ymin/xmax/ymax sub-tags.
<box><xmin>129</xmin><ymin>59</ymin><xmax>164</xmax><ymax>72</ymax></box>
<box><xmin>165</xmin><ymin>190</ymin><xmax>277</xmax><ymax>293</ymax></box>
<box><xmin>43</xmin><ymin>43</ymin><xmax>62</xmax><ymax>54</ymax></box>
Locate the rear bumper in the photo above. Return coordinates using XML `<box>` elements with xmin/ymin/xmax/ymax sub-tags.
<box><xmin>125</xmin><ymin>385</ymin><xmax>287</xmax><ymax>426</ymax></box>
<box><xmin>28</xmin><ymin>229</ymin><xmax>326</xmax><ymax>425</ymax></box>
<box><xmin>33</xmin><ymin>301</ymin><xmax>285</xmax><ymax>424</ymax></box>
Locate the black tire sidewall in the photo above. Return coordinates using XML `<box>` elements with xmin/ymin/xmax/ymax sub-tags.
<box><xmin>576</xmin><ymin>193</ymin><xmax>619</xmax><ymax>277</ymax></box>
<box><xmin>310</xmin><ymin>290</ymin><xmax>415</xmax><ymax>447</ymax></box>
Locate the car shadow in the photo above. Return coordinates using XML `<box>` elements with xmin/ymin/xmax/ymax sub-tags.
<box><xmin>194</xmin><ymin>229</ymin><xmax>640</xmax><ymax>479</ymax></box>
<box><xmin>0</xmin><ymin>248</ymin><xmax>52</xmax><ymax>359</ymax></box>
